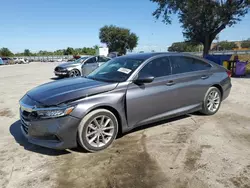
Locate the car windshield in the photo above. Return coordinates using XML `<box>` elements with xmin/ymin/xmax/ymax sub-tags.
<box><xmin>87</xmin><ymin>57</ymin><xmax>144</xmax><ymax>82</ymax></box>
<box><xmin>73</xmin><ymin>56</ymin><xmax>90</xmax><ymax>64</ymax></box>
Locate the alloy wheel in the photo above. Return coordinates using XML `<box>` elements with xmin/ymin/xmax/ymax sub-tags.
<box><xmin>85</xmin><ymin>115</ymin><xmax>115</xmax><ymax>148</ymax></box>
<box><xmin>207</xmin><ymin>90</ymin><xmax>220</xmax><ymax>112</ymax></box>
<box><xmin>69</xmin><ymin>69</ymin><xmax>80</xmax><ymax>77</ymax></box>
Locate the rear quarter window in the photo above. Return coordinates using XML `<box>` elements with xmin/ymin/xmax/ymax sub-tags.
<box><xmin>170</xmin><ymin>56</ymin><xmax>211</xmax><ymax>74</ymax></box>
<box><xmin>192</xmin><ymin>58</ymin><xmax>212</xmax><ymax>71</ymax></box>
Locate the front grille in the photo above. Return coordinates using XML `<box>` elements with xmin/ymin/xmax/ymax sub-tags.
<box><xmin>55</xmin><ymin>67</ymin><xmax>64</xmax><ymax>71</ymax></box>
<box><xmin>21</xmin><ymin>117</ymin><xmax>30</xmax><ymax>134</ymax></box>
<box><xmin>20</xmin><ymin>109</ymin><xmax>38</xmax><ymax>120</ymax></box>
<box><xmin>22</xmin><ymin>110</ymin><xmax>31</xmax><ymax>117</ymax></box>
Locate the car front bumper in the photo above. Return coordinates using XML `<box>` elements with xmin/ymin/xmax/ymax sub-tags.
<box><xmin>54</xmin><ymin>71</ymin><xmax>68</xmax><ymax>77</ymax></box>
<box><xmin>20</xmin><ymin>114</ymin><xmax>81</xmax><ymax>150</ymax></box>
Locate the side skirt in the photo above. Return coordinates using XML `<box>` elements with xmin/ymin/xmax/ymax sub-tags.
<box><xmin>123</xmin><ymin>103</ymin><xmax>202</xmax><ymax>133</ymax></box>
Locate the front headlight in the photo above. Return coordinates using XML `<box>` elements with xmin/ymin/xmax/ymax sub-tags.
<box><xmin>58</xmin><ymin>67</ymin><xmax>66</xmax><ymax>71</ymax></box>
<box><xmin>36</xmin><ymin>106</ymin><xmax>74</xmax><ymax>119</ymax></box>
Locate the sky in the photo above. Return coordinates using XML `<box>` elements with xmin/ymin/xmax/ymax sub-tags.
<box><xmin>1</xmin><ymin>0</ymin><xmax>250</xmax><ymax>53</ymax></box>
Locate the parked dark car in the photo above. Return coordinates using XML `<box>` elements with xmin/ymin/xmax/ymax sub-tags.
<box><xmin>19</xmin><ymin>53</ymin><xmax>231</xmax><ymax>152</ymax></box>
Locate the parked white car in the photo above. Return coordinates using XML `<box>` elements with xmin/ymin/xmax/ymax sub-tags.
<box><xmin>18</xmin><ymin>58</ymin><xmax>29</xmax><ymax>64</ymax></box>
<box><xmin>13</xmin><ymin>58</ymin><xmax>19</xmax><ymax>64</ymax></box>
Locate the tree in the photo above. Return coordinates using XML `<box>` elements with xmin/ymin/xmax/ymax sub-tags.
<box><xmin>215</xmin><ymin>41</ymin><xmax>238</xmax><ymax>50</ymax></box>
<box><xmin>54</xmin><ymin>49</ymin><xmax>64</xmax><ymax>56</ymax></box>
<box><xmin>99</xmin><ymin>25</ymin><xmax>139</xmax><ymax>55</ymax></box>
<box><xmin>151</xmin><ymin>0</ymin><xmax>250</xmax><ymax>56</ymax></box>
<box><xmin>64</xmin><ymin>47</ymin><xmax>75</xmax><ymax>55</ymax></box>
<box><xmin>82</xmin><ymin>47</ymin><xmax>95</xmax><ymax>55</ymax></box>
<box><xmin>0</xmin><ymin>48</ymin><xmax>13</xmax><ymax>57</ymax></box>
<box><xmin>74</xmin><ymin>48</ymin><xmax>82</xmax><ymax>55</ymax></box>
<box><xmin>37</xmin><ymin>50</ymin><xmax>53</xmax><ymax>56</ymax></box>
<box><xmin>93</xmin><ymin>45</ymin><xmax>99</xmax><ymax>50</ymax></box>
<box><xmin>168</xmin><ymin>42</ymin><xmax>200</xmax><ymax>52</ymax></box>
<box><xmin>24</xmin><ymin>49</ymin><xmax>32</xmax><ymax>56</ymax></box>
<box><xmin>241</xmin><ymin>40</ymin><xmax>250</xmax><ymax>49</ymax></box>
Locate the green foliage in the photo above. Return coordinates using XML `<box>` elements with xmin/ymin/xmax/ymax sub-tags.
<box><xmin>168</xmin><ymin>42</ymin><xmax>201</xmax><ymax>52</ymax></box>
<box><xmin>93</xmin><ymin>45</ymin><xmax>99</xmax><ymax>50</ymax></box>
<box><xmin>0</xmin><ymin>48</ymin><xmax>13</xmax><ymax>57</ymax></box>
<box><xmin>216</xmin><ymin>41</ymin><xmax>238</xmax><ymax>50</ymax></box>
<box><xmin>37</xmin><ymin>50</ymin><xmax>54</xmax><ymax>56</ymax></box>
<box><xmin>241</xmin><ymin>40</ymin><xmax>250</xmax><ymax>49</ymax></box>
<box><xmin>24</xmin><ymin>49</ymin><xmax>32</xmax><ymax>56</ymax></box>
<box><xmin>151</xmin><ymin>0</ymin><xmax>250</xmax><ymax>56</ymax></box>
<box><xmin>64</xmin><ymin>47</ymin><xmax>75</xmax><ymax>55</ymax></box>
<box><xmin>81</xmin><ymin>47</ymin><xmax>96</xmax><ymax>55</ymax></box>
<box><xmin>99</xmin><ymin>25</ymin><xmax>138</xmax><ymax>55</ymax></box>
<box><xmin>54</xmin><ymin>49</ymin><xmax>64</xmax><ymax>56</ymax></box>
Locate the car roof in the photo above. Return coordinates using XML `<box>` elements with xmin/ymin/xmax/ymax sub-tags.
<box><xmin>121</xmin><ymin>52</ymin><xmax>179</xmax><ymax>60</ymax></box>
<box><xmin>121</xmin><ymin>52</ymin><xmax>210</xmax><ymax>62</ymax></box>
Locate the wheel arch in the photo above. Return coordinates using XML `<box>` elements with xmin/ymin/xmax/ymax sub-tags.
<box><xmin>212</xmin><ymin>84</ymin><xmax>223</xmax><ymax>98</ymax></box>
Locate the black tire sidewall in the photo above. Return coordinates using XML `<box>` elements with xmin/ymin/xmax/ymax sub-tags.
<box><xmin>69</xmin><ymin>69</ymin><xmax>80</xmax><ymax>77</ymax></box>
<box><xmin>78</xmin><ymin>110</ymin><xmax>118</xmax><ymax>152</ymax></box>
<box><xmin>202</xmin><ymin>87</ymin><xmax>222</xmax><ymax>115</ymax></box>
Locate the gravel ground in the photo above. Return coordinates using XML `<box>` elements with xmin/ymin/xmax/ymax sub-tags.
<box><xmin>0</xmin><ymin>62</ymin><xmax>250</xmax><ymax>188</ymax></box>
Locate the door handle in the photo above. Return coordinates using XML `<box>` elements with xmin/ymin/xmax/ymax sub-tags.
<box><xmin>201</xmin><ymin>75</ymin><xmax>209</xmax><ymax>80</ymax></box>
<box><xmin>166</xmin><ymin>80</ymin><xmax>175</xmax><ymax>86</ymax></box>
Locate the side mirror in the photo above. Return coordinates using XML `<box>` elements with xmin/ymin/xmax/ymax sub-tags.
<box><xmin>134</xmin><ymin>73</ymin><xmax>154</xmax><ymax>84</ymax></box>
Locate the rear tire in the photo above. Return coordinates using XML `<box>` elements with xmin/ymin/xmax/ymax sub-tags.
<box><xmin>200</xmin><ymin>87</ymin><xmax>221</xmax><ymax>115</ymax></box>
<box><xmin>78</xmin><ymin>109</ymin><xmax>118</xmax><ymax>152</ymax></box>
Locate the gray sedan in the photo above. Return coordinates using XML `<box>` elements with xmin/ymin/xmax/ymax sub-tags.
<box><xmin>19</xmin><ymin>52</ymin><xmax>231</xmax><ymax>152</ymax></box>
<box><xmin>54</xmin><ymin>56</ymin><xmax>111</xmax><ymax>77</ymax></box>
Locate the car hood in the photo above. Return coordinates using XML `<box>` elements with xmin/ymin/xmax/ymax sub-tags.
<box><xmin>27</xmin><ymin>77</ymin><xmax>118</xmax><ymax>106</ymax></box>
<box><xmin>57</xmin><ymin>62</ymin><xmax>80</xmax><ymax>68</ymax></box>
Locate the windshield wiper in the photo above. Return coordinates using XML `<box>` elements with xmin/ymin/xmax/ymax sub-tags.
<box><xmin>87</xmin><ymin>76</ymin><xmax>118</xmax><ymax>83</ymax></box>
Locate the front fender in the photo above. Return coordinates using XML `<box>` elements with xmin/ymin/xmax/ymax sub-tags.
<box><xmin>69</xmin><ymin>89</ymin><xmax>129</xmax><ymax>133</ymax></box>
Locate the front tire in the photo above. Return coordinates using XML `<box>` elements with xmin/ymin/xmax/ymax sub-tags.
<box><xmin>200</xmin><ymin>87</ymin><xmax>221</xmax><ymax>115</ymax></box>
<box><xmin>69</xmin><ymin>69</ymin><xmax>81</xmax><ymax>77</ymax></box>
<box><xmin>78</xmin><ymin>109</ymin><xmax>118</xmax><ymax>152</ymax></box>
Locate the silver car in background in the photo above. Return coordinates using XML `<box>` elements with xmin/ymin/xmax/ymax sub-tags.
<box><xmin>54</xmin><ymin>56</ymin><xmax>111</xmax><ymax>77</ymax></box>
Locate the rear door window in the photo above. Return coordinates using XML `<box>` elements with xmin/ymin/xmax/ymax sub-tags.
<box><xmin>169</xmin><ymin>56</ymin><xmax>211</xmax><ymax>74</ymax></box>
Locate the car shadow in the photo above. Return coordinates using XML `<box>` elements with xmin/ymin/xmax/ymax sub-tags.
<box><xmin>10</xmin><ymin>114</ymin><xmax>193</xmax><ymax>154</ymax></box>
<box><xmin>71</xmin><ymin>115</ymin><xmax>191</xmax><ymax>153</ymax></box>
<box><xmin>232</xmin><ymin>74</ymin><xmax>250</xmax><ymax>79</ymax></box>
<box><xmin>50</xmin><ymin>77</ymin><xmax>63</xmax><ymax>80</ymax></box>
<box><xmin>118</xmin><ymin>114</ymin><xmax>191</xmax><ymax>138</ymax></box>
<box><xmin>9</xmin><ymin>120</ymin><xmax>70</xmax><ymax>156</ymax></box>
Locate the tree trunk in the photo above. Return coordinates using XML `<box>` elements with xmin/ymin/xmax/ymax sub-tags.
<box><xmin>202</xmin><ymin>36</ymin><xmax>212</xmax><ymax>57</ymax></box>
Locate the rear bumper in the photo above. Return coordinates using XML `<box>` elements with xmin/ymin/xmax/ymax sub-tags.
<box><xmin>221</xmin><ymin>78</ymin><xmax>232</xmax><ymax>101</ymax></box>
<box><xmin>21</xmin><ymin>115</ymin><xmax>81</xmax><ymax>150</ymax></box>
<box><xmin>222</xmin><ymin>86</ymin><xmax>231</xmax><ymax>101</ymax></box>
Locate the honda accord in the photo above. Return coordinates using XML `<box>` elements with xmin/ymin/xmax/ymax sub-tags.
<box><xmin>19</xmin><ymin>53</ymin><xmax>231</xmax><ymax>152</ymax></box>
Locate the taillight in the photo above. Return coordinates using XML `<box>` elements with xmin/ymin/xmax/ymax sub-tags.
<box><xmin>226</xmin><ymin>70</ymin><xmax>232</xmax><ymax>77</ymax></box>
